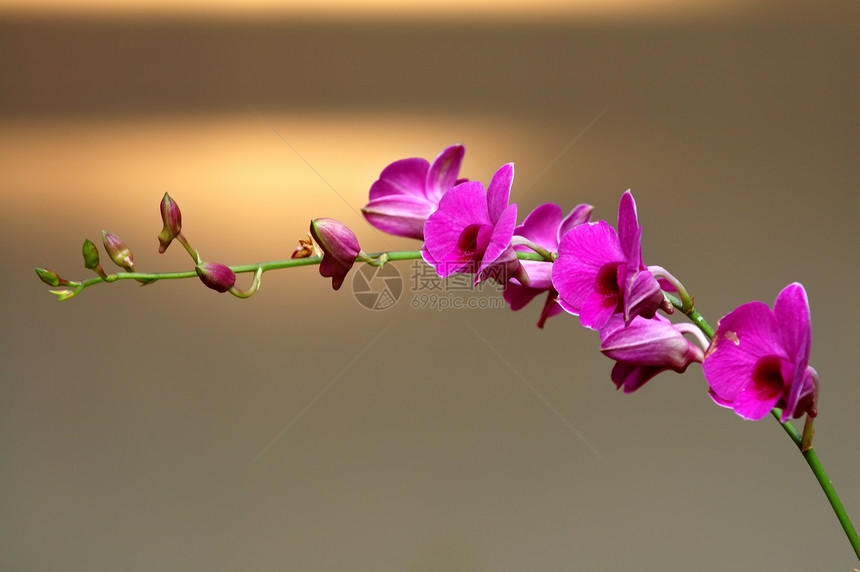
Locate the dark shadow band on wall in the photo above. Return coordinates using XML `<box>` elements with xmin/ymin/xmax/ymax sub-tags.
<box><xmin>0</xmin><ymin>6</ymin><xmax>851</xmax><ymax>119</ymax></box>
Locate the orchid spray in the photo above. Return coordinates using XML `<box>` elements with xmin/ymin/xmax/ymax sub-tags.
<box><xmin>35</xmin><ymin>144</ymin><xmax>859</xmax><ymax>560</ymax></box>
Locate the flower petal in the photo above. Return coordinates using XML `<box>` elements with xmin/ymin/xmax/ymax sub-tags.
<box><xmin>319</xmin><ymin>255</ymin><xmax>351</xmax><ymax>290</ymax></box>
<box><xmin>611</xmin><ymin>362</ymin><xmax>666</xmax><ymax>393</ymax></box>
<box><xmin>516</xmin><ymin>259</ymin><xmax>552</xmax><ymax>291</ymax></box>
<box><xmin>774</xmin><ymin>283</ymin><xmax>811</xmax><ymax>363</ymax></box>
<box><xmin>702</xmin><ymin>301</ymin><xmax>785</xmax><ymax>404</ymax></box>
<box><xmin>514</xmin><ymin>203</ymin><xmax>562</xmax><ymax>249</ymax></box>
<box><xmin>622</xmin><ymin>269</ymin><xmax>663</xmax><ymax>324</ymax></box>
<box><xmin>368</xmin><ymin>157</ymin><xmax>429</xmax><ymax>200</ymax></box>
<box><xmin>536</xmin><ymin>292</ymin><xmax>564</xmax><ymax>328</ymax></box>
<box><xmin>362</xmin><ymin>195</ymin><xmax>435</xmax><ymax>240</ymax></box>
<box><xmin>792</xmin><ymin>367</ymin><xmax>819</xmax><ymax>419</ymax></box>
<box><xmin>708</xmin><ymin>388</ymin><xmax>733</xmax><ymax>408</ymax></box>
<box><xmin>617</xmin><ymin>190</ymin><xmax>642</xmax><ymax>264</ymax></box>
<box><xmin>486</xmin><ymin>163</ymin><xmax>514</xmax><ymax>224</ymax></box>
<box><xmin>773</xmin><ymin>283</ymin><xmax>812</xmax><ymax>420</ymax></box>
<box><xmin>579</xmin><ymin>288</ymin><xmax>619</xmax><ymax>330</ymax></box>
<box><xmin>478</xmin><ymin>202</ymin><xmax>518</xmax><ymax>277</ymax></box>
<box><xmin>552</xmin><ymin>221</ymin><xmax>624</xmax><ymax>313</ymax></box>
<box><xmin>558</xmin><ymin>203</ymin><xmax>594</xmax><ymax>242</ymax></box>
<box><xmin>423</xmin><ymin>181</ymin><xmax>491</xmax><ymax>262</ymax></box>
<box><xmin>601</xmin><ymin>314</ymin><xmax>702</xmax><ymax>372</ymax></box>
<box><xmin>555</xmin><ymin>295</ymin><xmax>579</xmax><ymax>315</ymax></box>
<box><xmin>503</xmin><ymin>280</ymin><xmax>546</xmax><ymax>311</ymax></box>
<box><xmin>478</xmin><ymin>245</ymin><xmax>522</xmax><ymax>285</ymax></box>
<box><xmin>732</xmin><ymin>373</ymin><xmax>783</xmax><ymax>420</ymax></box>
<box><xmin>425</xmin><ymin>144</ymin><xmax>465</xmax><ymax>203</ymax></box>
<box><xmin>429</xmin><ymin>223</ymin><xmax>493</xmax><ymax>278</ymax></box>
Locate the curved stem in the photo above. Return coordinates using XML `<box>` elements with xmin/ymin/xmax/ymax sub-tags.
<box><xmin>229</xmin><ymin>266</ymin><xmax>264</xmax><ymax>299</ymax></box>
<box><xmin>772</xmin><ymin>410</ymin><xmax>860</xmax><ymax>559</ymax></box>
<box><xmin>649</xmin><ymin>265</ymin><xmax>693</xmax><ymax>313</ymax></box>
<box><xmin>176</xmin><ymin>233</ymin><xmax>201</xmax><ymax>264</ymax></box>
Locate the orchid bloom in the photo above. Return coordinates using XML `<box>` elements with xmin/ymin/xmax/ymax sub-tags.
<box><xmin>422</xmin><ymin>163</ymin><xmax>524</xmax><ymax>285</ymax></box>
<box><xmin>362</xmin><ymin>144</ymin><xmax>465</xmax><ymax>240</ymax></box>
<box><xmin>504</xmin><ymin>203</ymin><xmax>592</xmax><ymax>328</ymax></box>
<box><xmin>552</xmin><ymin>190</ymin><xmax>663</xmax><ymax>330</ymax></box>
<box><xmin>703</xmin><ymin>283</ymin><xmax>819</xmax><ymax>421</ymax></box>
<box><xmin>600</xmin><ymin>313</ymin><xmax>706</xmax><ymax>393</ymax></box>
<box><xmin>310</xmin><ymin>218</ymin><xmax>363</xmax><ymax>291</ymax></box>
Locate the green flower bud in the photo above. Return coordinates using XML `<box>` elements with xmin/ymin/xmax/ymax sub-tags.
<box><xmin>82</xmin><ymin>239</ymin><xmax>101</xmax><ymax>270</ymax></box>
<box><xmin>35</xmin><ymin>268</ymin><xmax>79</xmax><ymax>288</ymax></box>
<box><xmin>35</xmin><ymin>267</ymin><xmax>61</xmax><ymax>287</ymax></box>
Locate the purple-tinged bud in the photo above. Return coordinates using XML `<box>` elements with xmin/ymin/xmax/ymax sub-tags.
<box><xmin>599</xmin><ymin>314</ymin><xmax>705</xmax><ymax>393</ymax></box>
<box><xmin>158</xmin><ymin>192</ymin><xmax>182</xmax><ymax>254</ymax></box>
<box><xmin>310</xmin><ymin>218</ymin><xmax>362</xmax><ymax>290</ymax></box>
<box><xmin>102</xmin><ymin>231</ymin><xmax>135</xmax><ymax>272</ymax></box>
<box><xmin>82</xmin><ymin>239</ymin><xmax>101</xmax><ymax>270</ymax></box>
<box><xmin>195</xmin><ymin>262</ymin><xmax>236</xmax><ymax>293</ymax></box>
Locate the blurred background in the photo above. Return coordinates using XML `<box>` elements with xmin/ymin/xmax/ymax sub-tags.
<box><xmin>1</xmin><ymin>0</ymin><xmax>858</xmax><ymax>570</ymax></box>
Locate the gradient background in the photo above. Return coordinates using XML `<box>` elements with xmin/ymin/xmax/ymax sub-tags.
<box><xmin>2</xmin><ymin>1</ymin><xmax>858</xmax><ymax>570</ymax></box>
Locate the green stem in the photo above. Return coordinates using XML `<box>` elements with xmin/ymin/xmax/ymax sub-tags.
<box><xmin>176</xmin><ymin>233</ymin><xmax>201</xmax><ymax>264</ymax></box>
<box><xmin>666</xmin><ymin>292</ymin><xmax>715</xmax><ymax>339</ymax></box>
<box><xmin>49</xmin><ymin>249</ymin><xmax>549</xmax><ymax>299</ymax></box>
<box><xmin>510</xmin><ymin>236</ymin><xmax>556</xmax><ymax>261</ymax></box>
<box><xmin>684</xmin><ymin>307</ymin><xmax>715</xmax><ymax>340</ymax></box>
<box><xmin>649</xmin><ymin>265</ymin><xmax>693</xmax><ymax>313</ymax></box>
<box><xmin>772</xmin><ymin>410</ymin><xmax>860</xmax><ymax>559</ymax></box>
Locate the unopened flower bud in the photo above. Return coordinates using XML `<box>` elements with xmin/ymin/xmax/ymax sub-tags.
<box><xmin>102</xmin><ymin>231</ymin><xmax>135</xmax><ymax>272</ymax></box>
<box><xmin>35</xmin><ymin>267</ymin><xmax>61</xmax><ymax>287</ymax></box>
<box><xmin>35</xmin><ymin>268</ymin><xmax>80</xmax><ymax>288</ymax></box>
<box><xmin>310</xmin><ymin>218</ymin><xmax>361</xmax><ymax>290</ymax></box>
<box><xmin>82</xmin><ymin>239</ymin><xmax>101</xmax><ymax>270</ymax></box>
<box><xmin>158</xmin><ymin>192</ymin><xmax>182</xmax><ymax>253</ymax></box>
<box><xmin>195</xmin><ymin>262</ymin><xmax>236</xmax><ymax>293</ymax></box>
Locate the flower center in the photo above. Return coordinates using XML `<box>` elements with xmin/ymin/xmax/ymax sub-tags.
<box><xmin>751</xmin><ymin>355</ymin><xmax>786</xmax><ymax>399</ymax></box>
<box><xmin>595</xmin><ymin>262</ymin><xmax>623</xmax><ymax>296</ymax></box>
<box><xmin>457</xmin><ymin>224</ymin><xmax>483</xmax><ymax>255</ymax></box>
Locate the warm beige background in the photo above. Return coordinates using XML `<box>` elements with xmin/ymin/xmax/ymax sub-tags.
<box><xmin>1</xmin><ymin>1</ymin><xmax>858</xmax><ymax>570</ymax></box>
